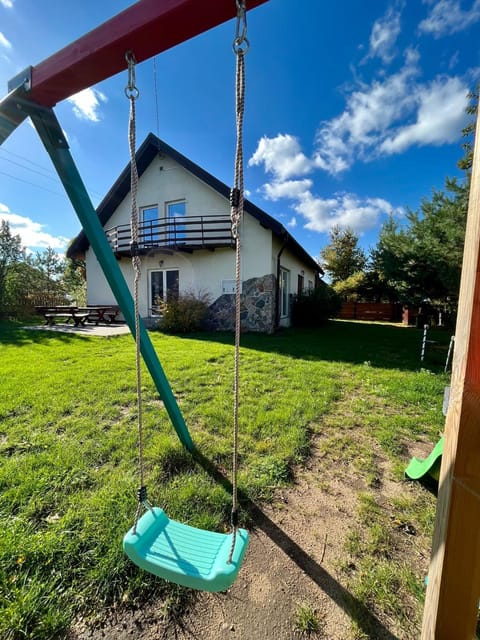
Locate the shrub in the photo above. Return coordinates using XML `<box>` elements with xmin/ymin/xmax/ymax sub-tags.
<box><xmin>291</xmin><ymin>282</ymin><xmax>342</xmax><ymax>327</ymax></box>
<box><xmin>158</xmin><ymin>290</ymin><xmax>211</xmax><ymax>333</ymax></box>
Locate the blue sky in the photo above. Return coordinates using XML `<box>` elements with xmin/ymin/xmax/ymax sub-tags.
<box><xmin>0</xmin><ymin>0</ymin><xmax>478</xmax><ymax>261</ymax></box>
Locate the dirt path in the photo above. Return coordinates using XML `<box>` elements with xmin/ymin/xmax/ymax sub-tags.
<box><xmin>72</xmin><ymin>424</ymin><xmax>431</xmax><ymax>640</ymax></box>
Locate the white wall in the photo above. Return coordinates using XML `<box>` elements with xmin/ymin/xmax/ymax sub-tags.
<box><xmin>86</xmin><ymin>153</ymin><xmax>273</xmax><ymax>316</ymax></box>
<box><xmin>85</xmin><ymin>151</ymin><xmax>321</xmax><ymax>328</ymax></box>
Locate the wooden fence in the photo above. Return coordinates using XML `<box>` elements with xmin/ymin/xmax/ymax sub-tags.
<box><xmin>337</xmin><ymin>302</ymin><xmax>402</xmax><ymax>322</ymax></box>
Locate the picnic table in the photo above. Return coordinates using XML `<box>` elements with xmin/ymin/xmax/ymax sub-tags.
<box><xmin>35</xmin><ymin>306</ymin><xmax>90</xmax><ymax>326</ymax></box>
<box><xmin>35</xmin><ymin>305</ymin><xmax>120</xmax><ymax>326</ymax></box>
<box><xmin>77</xmin><ymin>306</ymin><xmax>120</xmax><ymax>325</ymax></box>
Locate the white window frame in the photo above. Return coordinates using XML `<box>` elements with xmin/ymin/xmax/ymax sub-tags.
<box><xmin>166</xmin><ymin>200</ymin><xmax>186</xmax><ymax>242</ymax></box>
<box><xmin>280</xmin><ymin>267</ymin><xmax>290</xmax><ymax>318</ymax></box>
<box><xmin>149</xmin><ymin>268</ymin><xmax>179</xmax><ymax>316</ymax></box>
<box><xmin>141</xmin><ymin>205</ymin><xmax>159</xmax><ymax>243</ymax></box>
<box><xmin>222</xmin><ymin>279</ymin><xmax>242</xmax><ymax>294</ymax></box>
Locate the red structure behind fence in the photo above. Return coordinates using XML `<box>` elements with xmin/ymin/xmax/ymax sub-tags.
<box><xmin>337</xmin><ymin>302</ymin><xmax>402</xmax><ymax>322</ymax></box>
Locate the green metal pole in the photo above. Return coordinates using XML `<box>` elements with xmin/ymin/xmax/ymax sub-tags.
<box><xmin>28</xmin><ymin>103</ymin><xmax>194</xmax><ymax>451</ymax></box>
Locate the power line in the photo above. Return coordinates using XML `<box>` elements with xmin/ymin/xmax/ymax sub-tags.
<box><xmin>153</xmin><ymin>56</ymin><xmax>160</xmax><ymax>138</ymax></box>
<box><xmin>0</xmin><ymin>155</ymin><xmax>60</xmax><ymax>183</ymax></box>
<box><xmin>0</xmin><ymin>169</ymin><xmax>67</xmax><ymax>198</ymax></box>
<box><xmin>0</xmin><ymin>148</ymin><xmax>105</xmax><ymax>200</ymax></box>
<box><xmin>0</xmin><ymin>146</ymin><xmax>57</xmax><ymax>175</ymax></box>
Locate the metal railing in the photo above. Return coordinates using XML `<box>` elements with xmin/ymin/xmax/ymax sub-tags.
<box><xmin>105</xmin><ymin>214</ymin><xmax>234</xmax><ymax>254</ymax></box>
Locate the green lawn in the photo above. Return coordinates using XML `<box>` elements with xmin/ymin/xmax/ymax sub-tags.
<box><xmin>0</xmin><ymin>320</ymin><xmax>450</xmax><ymax>639</ymax></box>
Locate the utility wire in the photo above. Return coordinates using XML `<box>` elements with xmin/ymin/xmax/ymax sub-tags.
<box><xmin>0</xmin><ymin>170</ymin><xmax>66</xmax><ymax>198</ymax></box>
<box><xmin>0</xmin><ymin>148</ymin><xmax>105</xmax><ymax>200</ymax></box>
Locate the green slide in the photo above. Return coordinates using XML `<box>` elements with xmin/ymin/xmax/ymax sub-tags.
<box><xmin>405</xmin><ymin>437</ymin><xmax>444</xmax><ymax>483</ymax></box>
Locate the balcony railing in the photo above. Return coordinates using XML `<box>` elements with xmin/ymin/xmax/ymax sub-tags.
<box><xmin>105</xmin><ymin>214</ymin><xmax>234</xmax><ymax>255</ymax></box>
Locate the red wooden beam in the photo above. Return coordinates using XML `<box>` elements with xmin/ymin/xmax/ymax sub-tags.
<box><xmin>23</xmin><ymin>0</ymin><xmax>268</xmax><ymax>107</ymax></box>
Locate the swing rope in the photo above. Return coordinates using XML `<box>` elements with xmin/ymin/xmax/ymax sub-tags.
<box><xmin>125</xmin><ymin>51</ymin><xmax>151</xmax><ymax>532</ymax></box>
<box><xmin>228</xmin><ymin>0</ymin><xmax>248</xmax><ymax>562</ymax></box>
<box><xmin>122</xmin><ymin>2</ymin><xmax>251</xmax><ymax>592</ymax></box>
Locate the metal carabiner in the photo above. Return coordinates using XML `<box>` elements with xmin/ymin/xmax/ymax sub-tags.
<box><xmin>125</xmin><ymin>51</ymin><xmax>140</xmax><ymax>99</ymax></box>
<box><xmin>233</xmin><ymin>1</ymin><xmax>249</xmax><ymax>54</ymax></box>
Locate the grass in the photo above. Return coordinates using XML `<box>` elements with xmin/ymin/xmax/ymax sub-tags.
<box><xmin>0</xmin><ymin>319</ymin><xmax>449</xmax><ymax>639</ymax></box>
<box><xmin>294</xmin><ymin>601</ymin><xmax>324</xmax><ymax>636</ymax></box>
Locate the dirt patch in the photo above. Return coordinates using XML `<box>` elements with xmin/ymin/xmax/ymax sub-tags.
<box><xmin>70</xmin><ymin>420</ymin><xmax>431</xmax><ymax>640</ymax></box>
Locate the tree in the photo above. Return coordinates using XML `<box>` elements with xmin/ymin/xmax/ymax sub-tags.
<box><xmin>0</xmin><ymin>220</ymin><xmax>25</xmax><ymax>314</ymax></box>
<box><xmin>320</xmin><ymin>225</ymin><xmax>367</xmax><ymax>285</ymax></box>
<box><xmin>33</xmin><ymin>246</ymin><xmax>66</xmax><ymax>299</ymax></box>
<box><xmin>371</xmin><ymin>88</ymin><xmax>475</xmax><ymax>315</ymax></box>
<box><xmin>291</xmin><ymin>281</ymin><xmax>342</xmax><ymax>327</ymax></box>
<box><xmin>457</xmin><ymin>89</ymin><xmax>478</xmax><ymax>173</ymax></box>
<box><xmin>62</xmin><ymin>254</ymin><xmax>86</xmax><ymax>305</ymax></box>
<box><xmin>373</xmin><ymin>179</ymin><xmax>468</xmax><ymax>310</ymax></box>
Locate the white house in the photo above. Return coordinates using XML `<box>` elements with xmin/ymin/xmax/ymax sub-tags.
<box><xmin>68</xmin><ymin>134</ymin><xmax>322</xmax><ymax>333</ymax></box>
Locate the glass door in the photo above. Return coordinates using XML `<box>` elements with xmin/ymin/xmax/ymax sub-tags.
<box><xmin>150</xmin><ymin>270</ymin><xmax>164</xmax><ymax>316</ymax></box>
<box><xmin>149</xmin><ymin>269</ymin><xmax>179</xmax><ymax>316</ymax></box>
<box><xmin>280</xmin><ymin>268</ymin><xmax>290</xmax><ymax>318</ymax></box>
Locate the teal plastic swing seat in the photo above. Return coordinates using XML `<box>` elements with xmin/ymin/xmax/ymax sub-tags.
<box><xmin>123</xmin><ymin>507</ymin><xmax>249</xmax><ymax>592</ymax></box>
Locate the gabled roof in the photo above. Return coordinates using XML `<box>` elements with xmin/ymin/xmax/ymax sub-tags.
<box><xmin>67</xmin><ymin>133</ymin><xmax>322</xmax><ymax>275</ymax></box>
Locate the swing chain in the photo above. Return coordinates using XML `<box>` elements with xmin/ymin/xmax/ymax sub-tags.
<box><xmin>233</xmin><ymin>1</ymin><xmax>249</xmax><ymax>54</ymax></box>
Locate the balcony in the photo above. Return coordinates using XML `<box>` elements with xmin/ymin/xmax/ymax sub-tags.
<box><xmin>105</xmin><ymin>214</ymin><xmax>234</xmax><ymax>256</ymax></box>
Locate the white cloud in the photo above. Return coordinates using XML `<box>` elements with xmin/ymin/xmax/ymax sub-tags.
<box><xmin>251</xmin><ymin>51</ymin><xmax>468</xmax><ymax>179</ymax></box>
<box><xmin>262</xmin><ymin>178</ymin><xmax>313</xmax><ymax>201</ymax></box>
<box><xmin>419</xmin><ymin>0</ymin><xmax>480</xmax><ymax>37</ymax></box>
<box><xmin>366</xmin><ymin>4</ymin><xmax>403</xmax><ymax>63</ymax></box>
<box><xmin>248</xmin><ymin>134</ymin><xmax>313</xmax><ymax>180</ymax></box>
<box><xmin>67</xmin><ymin>88</ymin><xmax>107</xmax><ymax>122</ymax></box>
<box><xmin>251</xmin><ymin>170</ymin><xmax>402</xmax><ymax>235</ymax></box>
<box><xmin>0</xmin><ymin>203</ymin><xmax>69</xmax><ymax>250</ymax></box>
<box><xmin>0</xmin><ymin>0</ymin><xmax>14</xmax><ymax>8</ymax></box>
<box><xmin>313</xmin><ymin>52</ymin><xmax>468</xmax><ymax>174</ymax></box>
<box><xmin>294</xmin><ymin>192</ymin><xmax>403</xmax><ymax>234</ymax></box>
<box><xmin>380</xmin><ymin>76</ymin><xmax>468</xmax><ymax>153</ymax></box>
<box><xmin>287</xmin><ymin>217</ymin><xmax>297</xmax><ymax>228</ymax></box>
<box><xmin>0</xmin><ymin>31</ymin><xmax>12</xmax><ymax>49</ymax></box>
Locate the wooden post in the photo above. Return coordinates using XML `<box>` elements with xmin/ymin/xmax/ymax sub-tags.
<box><xmin>421</xmin><ymin>110</ymin><xmax>480</xmax><ymax>638</ymax></box>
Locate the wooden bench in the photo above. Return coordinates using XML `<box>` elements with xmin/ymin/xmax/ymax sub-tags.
<box><xmin>43</xmin><ymin>311</ymin><xmax>90</xmax><ymax>326</ymax></box>
<box><xmin>36</xmin><ymin>305</ymin><xmax>120</xmax><ymax>327</ymax></box>
<box><xmin>79</xmin><ymin>306</ymin><xmax>120</xmax><ymax>325</ymax></box>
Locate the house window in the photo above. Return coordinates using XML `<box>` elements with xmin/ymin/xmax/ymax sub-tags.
<box><xmin>308</xmin><ymin>280</ymin><xmax>314</xmax><ymax>290</ymax></box>
<box><xmin>167</xmin><ymin>200</ymin><xmax>186</xmax><ymax>242</ymax></box>
<box><xmin>150</xmin><ymin>269</ymin><xmax>179</xmax><ymax>315</ymax></box>
<box><xmin>280</xmin><ymin>268</ymin><xmax>290</xmax><ymax>318</ymax></box>
<box><xmin>297</xmin><ymin>274</ymin><xmax>304</xmax><ymax>296</ymax></box>
<box><xmin>222</xmin><ymin>279</ymin><xmax>242</xmax><ymax>294</ymax></box>
<box><xmin>142</xmin><ymin>206</ymin><xmax>159</xmax><ymax>244</ymax></box>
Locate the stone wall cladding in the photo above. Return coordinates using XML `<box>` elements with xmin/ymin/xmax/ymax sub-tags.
<box><xmin>205</xmin><ymin>274</ymin><xmax>276</xmax><ymax>333</ymax></box>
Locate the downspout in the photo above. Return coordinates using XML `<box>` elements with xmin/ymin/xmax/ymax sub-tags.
<box><xmin>275</xmin><ymin>231</ymin><xmax>290</xmax><ymax>330</ymax></box>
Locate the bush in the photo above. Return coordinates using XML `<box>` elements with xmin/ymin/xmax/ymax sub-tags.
<box><xmin>158</xmin><ymin>290</ymin><xmax>211</xmax><ymax>333</ymax></box>
<box><xmin>291</xmin><ymin>282</ymin><xmax>342</xmax><ymax>327</ymax></box>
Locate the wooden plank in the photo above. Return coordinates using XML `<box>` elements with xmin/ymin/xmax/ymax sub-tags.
<box><xmin>22</xmin><ymin>0</ymin><xmax>268</xmax><ymax>107</ymax></box>
<box><xmin>421</xmin><ymin>107</ymin><xmax>480</xmax><ymax>638</ymax></box>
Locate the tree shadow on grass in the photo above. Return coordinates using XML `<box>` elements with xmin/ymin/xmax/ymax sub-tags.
<box><xmin>176</xmin><ymin>320</ymin><xmax>452</xmax><ymax>373</ymax></box>
<box><xmin>0</xmin><ymin>321</ymin><xmax>128</xmax><ymax>346</ymax></box>
<box><xmin>0</xmin><ymin>321</ymin><xmax>84</xmax><ymax>346</ymax></box>
<box><xmin>192</xmin><ymin>448</ymin><xmax>400</xmax><ymax>640</ymax></box>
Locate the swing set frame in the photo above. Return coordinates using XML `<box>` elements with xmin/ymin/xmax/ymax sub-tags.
<box><xmin>1</xmin><ymin>0</ymin><xmax>480</xmax><ymax>634</ymax></box>
<box><xmin>0</xmin><ymin>0</ymin><xmax>266</xmax><ymax>453</ymax></box>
